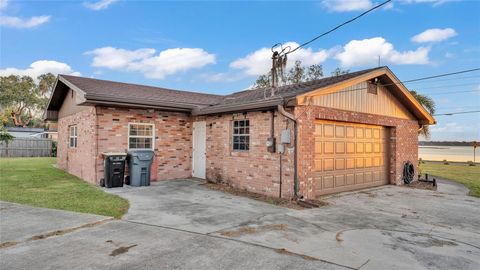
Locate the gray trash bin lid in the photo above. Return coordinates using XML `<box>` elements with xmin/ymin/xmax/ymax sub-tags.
<box><xmin>127</xmin><ymin>150</ymin><xmax>154</xmax><ymax>161</ymax></box>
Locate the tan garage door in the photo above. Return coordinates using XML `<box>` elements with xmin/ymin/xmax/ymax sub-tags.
<box><xmin>315</xmin><ymin>120</ymin><xmax>389</xmax><ymax>196</ymax></box>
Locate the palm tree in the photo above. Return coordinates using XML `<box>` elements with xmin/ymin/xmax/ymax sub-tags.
<box><xmin>410</xmin><ymin>90</ymin><xmax>436</xmax><ymax>139</ymax></box>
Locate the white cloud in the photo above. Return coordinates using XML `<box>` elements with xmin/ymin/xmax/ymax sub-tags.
<box><xmin>0</xmin><ymin>0</ymin><xmax>51</xmax><ymax>28</ymax></box>
<box><xmin>430</xmin><ymin>122</ymin><xmax>466</xmax><ymax>133</ymax></box>
<box><xmin>0</xmin><ymin>60</ymin><xmax>80</xmax><ymax>80</ymax></box>
<box><xmin>86</xmin><ymin>46</ymin><xmax>216</xmax><ymax>79</ymax></box>
<box><xmin>0</xmin><ymin>15</ymin><xmax>50</xmax><ymax>28</ymax></box>
<box><xmin>411</xmin><ymin>28</ymin><xmax>457</xmax><ymax>43</ymax></box>
<box><xmin>230</xmin><ymin>42</ymin><xmax>329</xmax><ymax>76</ymax></box>
<box><xmin>321</xmin><ymin>0</ymin><xmax>373</xmax><ymax>12</ymax></box>
<box><xmin>400</xmin><ymin>0</ymin><xmax>458</xmax><ymax>6</ymax></box>
<box><xmin>335</xmin><ymin>37</ymin><xmax>430</xmax><ymax>67</ymax></box>
<box><xmin>0</xmin><ymin>0</ymin><xmax>8</xmax><ymax>10</ymax></box>
<box><xmin>84</xmin><ymin>0</ymin><xmax>118</xmax><ymax>10</ymax></box>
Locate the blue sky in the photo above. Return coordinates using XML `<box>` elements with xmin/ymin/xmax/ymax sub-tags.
<box><xmin>1</xmin><ymin>0</ymin><xmax>479</xmax><ymax>141</ymax></box>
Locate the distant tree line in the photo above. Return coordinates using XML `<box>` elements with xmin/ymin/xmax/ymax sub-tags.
<box><xmin>419</xmin><ymin>141</ymin><xmax>477</xmax><ymax>146</ymax></box>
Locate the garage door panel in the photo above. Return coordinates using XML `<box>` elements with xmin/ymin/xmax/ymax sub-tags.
<box><xmin>324</xmin><ymin>142</ymin><xmax>334</xmax><ymax>154</ymax></box>
<box><xmin>356</xmin><ymin>173</ymin><xmax>364</xmax><ymax>184</ymax></box>
<box><xmin>324</xmin><ymin>125</ymin><xmax>334</xmax><ymax>137</ymax></box>
<box><xmin>315</xmin><ymin>120</ymin><xmax>389</xmax><ymax>196</ymax></box>
<box><xmin>346</xmin><ymin>158</ymin><xmax>355</xmax><ymax>169</ymax></box>
<box><xmin>323</xmin><ymin>176</ymin><xmax>334</xmax><ymax>189</ymax></box>
<box><xmin>335</xmin><ymin>175</ymin><xmax>346</xmax><ymax>187</ymax></box>
<box><xmin>335</xmin><ymin>159</ymin><xmax>345</xmax><ymax>170</ymax></box>
<box><xmin>324</xmin><ymin>159</ymin><xmax>334</xmax><ymax>171</ymax></box>
<box><xmin>346</xmin><ymin>174</ymin><xmax>355</xmax><ymax>185</ymax></box>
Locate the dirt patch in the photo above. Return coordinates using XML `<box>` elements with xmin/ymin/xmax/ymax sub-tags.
<box><xmin>220</xmin><ymin>223</ymin><xmax>288</xmax><ymax>237</ymax></box>
<box><xmin>274</xmin><ymin>248</ymin><xmax>317</xmax><ymax>261</ymax></box>
<box><xmin>202</xmin><ymin>182</ymin><xmax>328</xmax><ymax>210</ymax></box>
<box><xmin>110</xmin><ymin>244</ymin><xmax>138</xmax><ymax>256</ymax></box>
<box><xmin>0</xmin><ymin>241</ymin><xmax>18</xmax><ymax>249</ymax></box>
<box><xmin>358</xmin><ymin>191</ymin><xmax>377</xmax><ymax>198</ymax></box>
<box><xmin>26</xmin><ymin>219</ymin><xmax>112</xmax><ymax>241</ymax></box>
<box><xmin>404</xmin><ymin>181</ymin><xmax>437</xmax><ymax>191</ymax></box>
<box><xmin>106</xmin><ymin>240</ymin><xmax>138</xmax><ymax>256</ymax></box>
<box><xmin>335</xmin><ymin>231</ymin><xmax>343</xmax><ymax>243</ymax></box>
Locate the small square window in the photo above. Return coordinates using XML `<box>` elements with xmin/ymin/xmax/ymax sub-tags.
<box><xmin>232</xmin><ymin>120</ymin><xmax>250</xmax><ymax>151</ymax></box>
<box><xmin>128</xmin><ymin>123</ymin><xmax>154</xmax><ymax>150</ymax></box>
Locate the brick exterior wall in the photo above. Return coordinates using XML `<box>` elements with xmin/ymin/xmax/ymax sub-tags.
<box><xmin>57</xmin><ymin>106</ymin><xmax>97</xmax><ymax>183</ymax></box>
<box><xmin>295</xmin><ymin>105</ymin><xmax>420</xmax><ymax>199</ymax></box>
<box><xmin>56</xmin><ymin>103</ymin><xmax>420</xmax><ymax>200</ymax></box>
<box><xmin>195</xmin><ymin>110</ymin><xmax>295</xmax><ymax>198</ymax></box>
<box><xmin>95</xmin><ymin>107</ymin><xmax>192</xmax><ymax>183</ymax></box>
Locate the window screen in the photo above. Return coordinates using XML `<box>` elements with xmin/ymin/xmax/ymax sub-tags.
<box><xmin>128</xmin><ymin>124</ymin><xmax>154</xmax><ymax>150</ymax></box>
<box><xmin>232</xmin><ymin>120</ymin><xmax>250</xmax><ymax>151</ymax></box>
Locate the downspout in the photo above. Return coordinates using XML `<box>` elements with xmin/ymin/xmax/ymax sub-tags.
<box><xmin>277</xmin><ymin>104</ymin><xmax>298</xmax><ymax>198</ymax></box>
<box><xmin>94</xmin><ymin>106</ymin><xmax>99</xmax><ymax>185</ymax></box>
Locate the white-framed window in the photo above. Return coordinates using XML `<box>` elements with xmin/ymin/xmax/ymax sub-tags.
<box><xmin>69</xmin><ymin>125</ymin><xmax>77</xmax><ymax>148</ymax></box>
<box><xmin>128</xmin><ymin>123</ymin><xmax>155</xmax><ymax>150</ymax></box>
<box><xmin>232</xmin><ymin>119</ymin><xmax>250</xmax><ymax>151</ymax></box>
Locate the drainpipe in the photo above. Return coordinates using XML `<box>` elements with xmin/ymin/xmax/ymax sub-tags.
<box><xmin>277</xmin><ymin>104</ymin><xmax>298</xmax><ymax>198</ymax></box>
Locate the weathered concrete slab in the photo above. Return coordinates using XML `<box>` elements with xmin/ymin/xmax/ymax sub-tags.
<box><xmin>2</xmin><ymin>178</ymin><xmax>479</xmax><ymax>269</ymax></box>
<box><xmin>0</xmin><ymin>220</ymin><xmax>343</xmax><ymax>270</ymax></box>
<box><xmin>105</xmin><ymin>179</ymin><xmax>287</xmax><ymax>234</ymax></box>
<box><xmin>0</xmin><ymin>201</ymin><xmax>109</xmax><ymax>243</ymax></box>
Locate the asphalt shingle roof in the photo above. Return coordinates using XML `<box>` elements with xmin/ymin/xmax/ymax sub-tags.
<box><xmin>60</xmin><ymin>75</ymin><xmax>224</xmax><ymax>106</ymax></box>
<box><xmin>55</xmin><ymin>67</ymin><xmax>383</xmax><ymax>114</ymax></box>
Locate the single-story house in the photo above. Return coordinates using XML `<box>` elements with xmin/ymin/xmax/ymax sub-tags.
<box><xmin>45</xmin><ymin>66</ymin><xmax>435</xmax><ymax>199</ymax></box>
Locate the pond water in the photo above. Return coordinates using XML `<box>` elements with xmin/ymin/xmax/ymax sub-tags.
<box><xmin>419</xmin><ymin>146</ymin><xmax>478</xmax><ymax>162</ymax></box>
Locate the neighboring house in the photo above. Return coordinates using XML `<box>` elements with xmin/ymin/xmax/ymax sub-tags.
<box><xmin>45</xmin><ymin>66</ymin><xmax>435</xmax><ymax>199</ymax></box>
<box><xmin>7</xmin><ymin>127</ymin><xmax>46</xmax><ymax>138</ymax></box>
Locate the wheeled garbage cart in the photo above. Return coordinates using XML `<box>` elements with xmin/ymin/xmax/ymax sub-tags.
<box><xmin>127</xmin><ymin>150</ymin><xmax>154</xmax><ymax>187</ymax></box>
<box><xmin>102</xmin><ymin>152</ymin><xmax>127</xmax><ymax>188</ymax></box>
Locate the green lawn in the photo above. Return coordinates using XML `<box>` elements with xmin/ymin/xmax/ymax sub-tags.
<box><xmin>420</xmin><ymin>162</ymin><xmax>480</xmax><ymax>197</ymax></box>
<box><xmin>0</xmin><ymin>158</ymin><xmax>129</xmax><ymax>218</ymax></box>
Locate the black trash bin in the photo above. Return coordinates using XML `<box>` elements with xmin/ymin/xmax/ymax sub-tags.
<box><xmin>102</xmin><ymin>152</ymin><xmax>127</xmax><ymax>188</ymax></box>
<box><xmin>127</xmin><ymin>150</ymin><xmax>154</xmax><ymax>187</ymax></box>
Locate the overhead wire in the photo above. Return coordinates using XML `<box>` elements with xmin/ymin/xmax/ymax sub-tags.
<box><xmin>286</xmin><ymin>0</ymin><xmax>392</xmax><ymax>55</ymax></box>
<box><xmin>433</xmin><ymin>110</ymin><xmax>480</xmax><ymax>116</ymax></box>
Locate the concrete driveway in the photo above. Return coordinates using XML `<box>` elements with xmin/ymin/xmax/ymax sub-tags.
<box><xmin>1</xmin><ymin>179</ymin><xmax>479</xmax><ymax>269</ymax></box>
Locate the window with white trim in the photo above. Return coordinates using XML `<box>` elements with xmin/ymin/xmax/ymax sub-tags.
<box><xmin>69</xmin><ymin>125</ymin><xmax>77</xmax><ymax>148</ymax></box>
<box><xmin>232</xmin><ymin>119</ymin><xmax>250</xmax><ymax>151</ymax></box>
<box><xmin>128</xmin><ymin>123</ymin><xmax>154</xmax><ymax>150</ymax></box>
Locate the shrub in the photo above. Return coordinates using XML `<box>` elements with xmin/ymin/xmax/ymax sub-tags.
<box><xmin>51</xmin><ymin>141</ymin><xmax>57</xmax><ymax>157</ymax></box>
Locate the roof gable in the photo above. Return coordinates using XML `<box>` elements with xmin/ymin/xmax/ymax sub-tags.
<box><xmin>295</xmin><ymin>67</ymin><xmax>435</xmax><ymax>125</ymax></box>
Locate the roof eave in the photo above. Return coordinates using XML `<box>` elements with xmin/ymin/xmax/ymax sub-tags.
<box><xmin>84</xmin><ymin>94</ymin><xmax>197</xmax><ymax>112</ymax></box>
<box><xmin>192</xmin><ymin>98</ymin><xmax>284</xmax><ymax>116</ymax></box>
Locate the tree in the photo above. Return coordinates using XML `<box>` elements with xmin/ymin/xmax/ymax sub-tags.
<box><xmin>253</xmin><ymin>61</ymin><xmax>325</xmax><ymax>89</ymax></box>
<box><xmin>410</xmin><ymin>90</ymin><xmax>436</xmax><ymax>139</ymax></box>
<box><xmin>0</xmin><ymin>73</ymin><xmax>55</xmax><ymax>127</ymax></box>
<box><xmin>331</xmin><ymin>67</ymin><xmax>350</xmax><ymax>76</ymax></box>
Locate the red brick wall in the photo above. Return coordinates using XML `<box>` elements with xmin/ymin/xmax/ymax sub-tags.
<box><xmin>195</xmin><ymin>110</ymin><xmax>295</xmax><ymax>198</ymax></box>
<box><xmin>57</xmin><ymin>106</ymin><xmax>97</xmax><ymax>183</ymax></box>
<box><xmin>295</xmin><ymin>105</ymin><xmax>420</xmax><ymax>199</ymax></box>
<box><xmin>95</xmin><ymin>107</ymin><xmax>192</xmax><ymax>183</ymax></box>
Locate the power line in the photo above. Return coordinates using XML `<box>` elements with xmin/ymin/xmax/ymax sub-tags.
<box><xmin>404</xmin><ymin>75</ymin><xmax>480</xmax><ymax>84</ymax></box>
<box><xmin>434</xmin><ymin>110</ymin><xmax>480</xmax><ymax>116</ymax></box>
<box><xmin>286</xmin><ymin>0</ymin><xmax>392</xmax><ymax>55</ymax></box>
<box><xmin>330</xmin><ymin>68</ymin><xmax>480</xmax><ymax>95</ymax></box>
<box><xmin>399</xmin><ymin>68</ymin><xmax>480</xmax><ymax>84</ymax></box>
